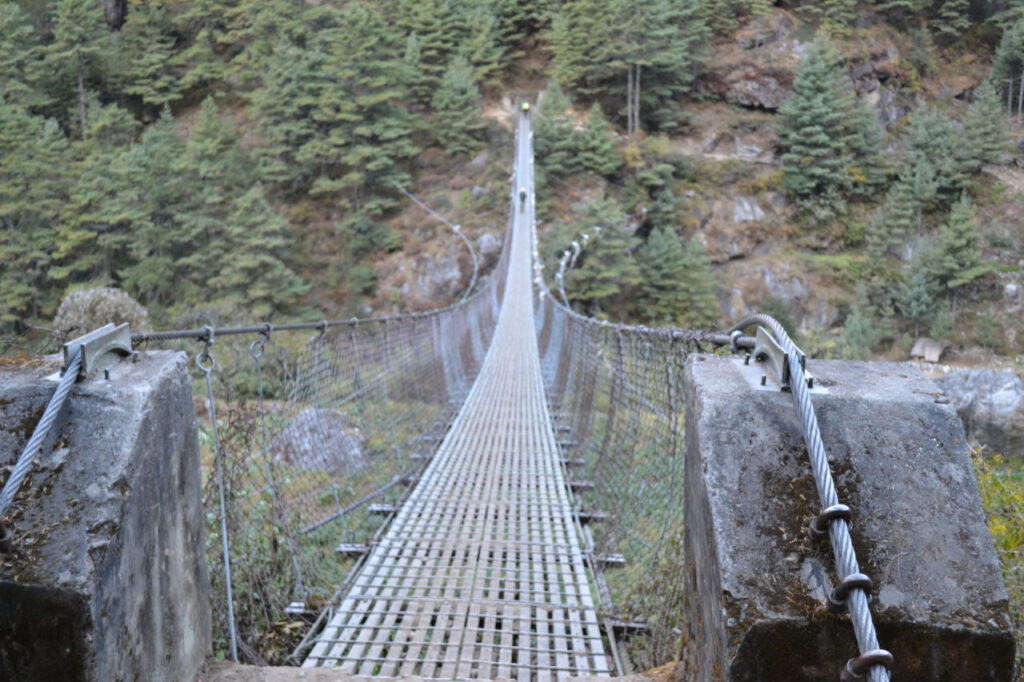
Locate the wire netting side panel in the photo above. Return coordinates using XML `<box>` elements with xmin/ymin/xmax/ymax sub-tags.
<box><xmin>540</xmin><ymin>304</ymin><xmax>691</xmax><ymax>670</ymax></box>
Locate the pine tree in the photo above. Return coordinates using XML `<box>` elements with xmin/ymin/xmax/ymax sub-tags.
<box><xmin>47</xmin><ymin>0</ymin><xmax>110</xmax><ymax>134</ymax></box>
<box><xmin>895</xmin><ymin>255</ymin><xmax>936</xmax><ymax>337</ymax></box>
<box><xmin>869</xmin><ymin>180</ymin><xmax>916</xmax><ymax>257</ymax></box>
<box><xmin>0</xmin><ymin>3</ymin><xmax>44</xmax><ymax>106</ymax></box>
<box><xmin>173</xmin><ymin>0</ymin><xmax>237</xmax><ymax>90</ymax></box>
<box><xmin>431</xmin><ymin>57</ymin><xmax>485</xmax><ymax>156</ymax></box>
<box><xmin>534</xmin><ymin>81</ymin><xmax>580</xmax><ymax>180</ymax></box>
<box><xmin>117</xmin><ymin>109</ymin><xmax>190</xmax><ymax>306</ymax></box>
<box><xmin>251</xmin><ymin>38</ymin><xmax>329</xmax><ymax>188</ymax></box>
<box><xmin>932</xmin><ymin>0</ymin><xmax>969</xmax><ymax>40</ymax></box>
<box><xmin>841</xmin><ymin>284</ymin><xmax>878</xmax><ymax>359</ymax></box>
<box><xmin>207</xmin><ymin>184</ymin><xmax>308</xmax><ymax>316</ymax></box>
<box><xmin>304</xmin><ymin>2</ymin><xmax>419</xmax><ymax>213</ymax></box>
<box><xmin>397</xmin><ymin>0</ymin><xmax>457</xmax><ymax>106</ymax></box>
<box><xmin>778</xmin><ymin>40</ymin><xmax>850</xmax><ymax>198</ymax></box>
<box><xmin>907</xmin><ymin>158</ymin><xmax>937</xmax><ymax>229</ymax></box>
<box><xmin>119</xmin><ymin>5</ymin><xmax>182</xmax><ymax>110</ymax></box>
<box><xmin>636</xmin><ymin>225</ymin><xmax>688</xmax><ymax>324</ymax></box>
<box><xmin>962</xmin><ymin>79</ymin><xmax>1009</xmax><ymax>173</ymax></box>
<box><xmin>563</xmin><ymin>198</ymin><xmax>638</xmax><ymax>308</ymax></box>
<box><xmin>0</xmin><ymin>104</ymin><xmax>70</xmax><ymax>325</ymax></box>
<box><xmin>993</xmin><ymin>18</ymin><xmax>1024</xmax><ymax>121</ymax></box>
<box><xmin>577</xmin><ymin>103</ymin><xmax>621</xmax><ymax>176</ymax></box>
<box><xmin>453</xmin><ymin>0</ymin><xmax>506</xmax><ymax>86</ymax></box>
<box><xmin>821</xmin><ymin>0</ymin><xmax>857</xmax><ymax>36</ymax></box>
<box><xmin>903</xmin><ymin>105</ymin><xmax>966</xmax><ymax>205</ymax></box>
<box><xmin>931</xmin><ymin>194</ymin><xmax>991</xmax><ymax>311</ymax></box>
<box><xmin>53</xmin><ymin>99</ymin><xmax>140</xmax><ymax>287</ymax></box>
<box><xmin>842</xmin><ymin>97</ymin><xmax>888</xmax><ymax>196</ymax></box>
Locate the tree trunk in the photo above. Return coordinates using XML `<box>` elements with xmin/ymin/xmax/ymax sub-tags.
<box><xmin>77</xmin><ymin>52</ymin><xmax>87</xmax><ymax>135</ymax></box>
<box><xmin>1018</xmin><ymin>65</ymin><xmax>1024</xmax><ymax>127</ymax></box>
<box><xmin>626</xmin><ymin>66</ymin><xmax>633</xmax><ymax>137</ymax></box>
<box><xmin>634</xmin><ymin>64</ymin><xmax>641</xmax><ymax>135</ymax></box>
<box><xmin>1008</xmin><ymin>76</ymin><xmax>1014</xmax><ymax>120</ymax></box>
<box><xmin>99</xmin><ymin>0</ymin><xmax>127</xmax><ymax>30</ymax></box>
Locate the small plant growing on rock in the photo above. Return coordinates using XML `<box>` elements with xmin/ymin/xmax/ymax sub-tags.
<box><xmin>53</xmin><ymin>286</ymin><xmax>150</xmax><ymax>339</ymax></box>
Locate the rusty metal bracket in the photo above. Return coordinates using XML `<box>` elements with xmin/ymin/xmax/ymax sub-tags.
<box><xmin>62</xmin><ymin>323</ymin><xmax>133</xmax><ymax>380</ymax></box>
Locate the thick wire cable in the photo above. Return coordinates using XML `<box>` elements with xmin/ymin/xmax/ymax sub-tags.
<box><xmin>728</xmin><ymin>314</ymin><xmax>890</xmax><ymax>682</ymax></box>
<box><xmin>0</xmin><ymin>347</ymin><xmax>83</xmax><ymax>521</ymax></box>
<box><xmin>197</xmin><ymin>345</ymin><xmax>239</xmax><ymax>664</ymax></box>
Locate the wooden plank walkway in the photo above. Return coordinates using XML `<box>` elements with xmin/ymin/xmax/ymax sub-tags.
<box><xmin>303</xmin><ymin>113</ymin><xmax>610</xmax><ymax>679</ymax></box>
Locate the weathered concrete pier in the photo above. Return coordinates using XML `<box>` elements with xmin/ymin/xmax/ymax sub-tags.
<box><xmin>679</xmin><ymin>354</ymin><xmax>1016</xmax><ymax>681</ymax></box>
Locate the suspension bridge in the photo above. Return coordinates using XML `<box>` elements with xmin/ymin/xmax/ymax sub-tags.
<box><xmin>2</xmin><ymin>107</ymin><xmax>1015</xmax><ymax>682</ymax></box>
<box><xmin>302</xmin><ymin>112</ymin><xmax>610</xmax><ymax>678</ymax></box>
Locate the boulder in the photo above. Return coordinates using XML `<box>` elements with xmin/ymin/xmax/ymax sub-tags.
<box><xmin>933</xmin><ymin>370</ymin><xmax>1024</xmax><ymax>456</ymax></box>
<box><xmin>273</xmin><ymin>409</ymin><xmax>368</xmax><ymax>473</ymax></box>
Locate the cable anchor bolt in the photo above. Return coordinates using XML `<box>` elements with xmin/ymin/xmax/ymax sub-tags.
<box><xmin>840</xmin><ymin>649</ymin><xmax>893</xmax><ymax>682</ymax></box>
<box><xmin>827</xmin><ymin>572</ymin><xmax>873</xmax><ymax>614</ymax></box>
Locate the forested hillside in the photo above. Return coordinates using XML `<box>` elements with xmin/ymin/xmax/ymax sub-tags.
<box><xmin>2</xmin><ymin>0</ymin><xmax>1024</xmax><ymax>366</ymax></box>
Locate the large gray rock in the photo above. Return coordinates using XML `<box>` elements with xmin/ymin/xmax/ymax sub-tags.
<box><xmin>273</xmin><ymin>408</ymin><xmax>368</xmax><ymax>473</ymax></box>
<box><xmin>934</xmin><ymin>369</ymin><xmax>1024</xmax><ymax>456</ymax></box>
<box><xmin>0</xmin><ymin>351</ymin><xmax>210</xmax><ymax>681</ymax></box>
<box><xmin>677</xmin><ymin>355</ymin><xmax>1015</xmax><ymax>681</ymax></box>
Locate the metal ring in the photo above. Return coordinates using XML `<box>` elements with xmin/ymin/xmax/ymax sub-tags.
<box><xmin>828</xmin><ymin>572</ymin><xmax>873</xmax><ymax>613</ymax></box>
<box><xmin>195</xmin><ymin>352</ymin><xmax>215</xmax><ymax>373</ymax></box>
<box><xmin>809</xmin><ymin>504</ymin><xmax>852</xmax><ymax>542</ymax></box>
<box><xmin>730</xmin><ymin>329</ymin><xmax>742</xmax><ymax>354</ymax></box>
<box><xmin>840</xmin><ymin>649</ymin><xmax>894</xmax><ymax>681</ymax></box>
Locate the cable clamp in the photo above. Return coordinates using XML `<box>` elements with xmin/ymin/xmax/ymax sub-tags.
<box><xmin>808</xmin><ymin>504</ymin><xmax>852</xmax><ymax>542</ymax></box>
<box><xmin>62</xmin><ymin>323</ymin><xmax>133</xmax><ymax>380</ymax></box>
<box><xmin>828</xmin><ymin>572</ymin><xmax>873</xmax><ymax>613</ymax></box>
<box><xmin>840</xmin><ymin>649</ymin><xmax>893</xmax><ymax>681</ymax></box>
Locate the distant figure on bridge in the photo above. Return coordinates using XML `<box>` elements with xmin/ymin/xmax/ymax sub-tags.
<box><xmin>521</xmin><ymin>101</ymin><xmax>530</xmax><ymax>114</ymax></box>
<box><xmin>519</xmin><ymin>188</ymin><xmax>527</xmax><ymax>204</ymax></box>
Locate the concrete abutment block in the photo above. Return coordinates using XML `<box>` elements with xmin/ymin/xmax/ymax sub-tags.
<box><xmin>0</xmin><ymin>351</ymin><xmax>210</xmax><ymax>681</ymax></box>
<box><xmin>677</xmin><ymin>355</ymin><xmax>1015</xmax><ymax>681</ymax></box>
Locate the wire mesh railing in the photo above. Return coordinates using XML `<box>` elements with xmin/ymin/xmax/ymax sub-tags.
<box><xmin>130</xmin><ymin>212</ymin><xmax>512</xmax><ymax>664</ymax></box>
<box><xmin>533</xmin><ymin>291</ymin><xmax>710</xmax><ymax>669</ymax></box>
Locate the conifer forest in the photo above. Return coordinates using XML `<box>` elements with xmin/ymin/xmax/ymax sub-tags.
<box><xmin>0</xmin><ymin>0</ymin><xmax>1023</xmax><ymax>358</ymax></box>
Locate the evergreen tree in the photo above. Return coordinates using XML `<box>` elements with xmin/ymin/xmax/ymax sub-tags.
<box><xmin>453</xmin><ymin>0</ymin><xmax>506</xmax><ymax>86</ymax></box>
<box><xmin>577</xmin><ymin>103</ymin><xmax>621</xmax><ymax>176</ymax></box>
<box><xmin>117</xmin><ymin>109</ymin><xmax>191</xmax><ymax>306</ymax></box>
<box><xmin>431</xmin><ymin>57</ymin><xmax>485</xmax><ymax>156</ymax></box>
<box><xmin>303</xmin><ymin>2</ymin><xmax>418</xmax><ymax>214</ymax></box>
<box><xmin>895</xmin><ymin>255</ymin><xmax>936</xmax><ymax>337</ymax></box>
<box><xmin>840</xmin><ymin>284</ymin><xmax>878</xmax><ymax>359</ymax></box>
<box><xmin>548</xmin><ymin>0</ymin><xmax>707</xmax><ymax>132</ymax></box>
<box><xmin>119</xmin><ymin>5</ymin><xmax>182</xmax><ymax>110</ymax></box>
<box><xmin>0</xmin><ymin>104</ymin><xmax>69</xmax><ymax>324</ymax></box>
<box><xmin>778</xmin><ymin>40</ymin><xmax>850</xmax><ymax>198</ymax></box>
<box><xmin>636</xmin><ymin>225</ymin><xmax>687</xmax><ymax>324</ymax></box>
<box><xmin>0</xmin><ymin>3</ymin><xmax>44</xmax><ymax>106</ymax></box>
<box><xmin>47</xmin><ymin>0</ymin><xmax>110</xmax><ymax>134</ymax></box>
<box><xmin>207</xmin><ymin>184</ymin><xmax>308</xmax><ymax>316</ymax></box>
<box><xmin>251</xmin><ymin>38</ymin><xmax>330</xmax><ymax>189</ymax></box>
<box><xmin>563</xmin><ymin>198</ymin><xmax>639</xmax><ymax>309</ymax></box>
<box><xmin>53</xmin><ymin>100</ymin><xmax>140</xmax><ymax>287</ymax></box>
<box><xmin>534</xmin><ymin>81</ymin><xmax>580</xmax><ymax>180</ymax></box>
<box><xmin>876</xmin><ymin>179</ymin><xmax>917</xmax><ymax>255</ymax></box>
<box><xmin>842</xmin><ymin>97</ymin><xmax>888</xmax><ymax>196</ymax></box>
<box><xmin>821</xmin><ymin>0</ymin><xmax>858</xmax><ymax>35</ymax></box>
<box><xmin>962</xmin><ymin>79</ymin><xmax>1009</xmax><ymax>173</ymax></box>
<box><xmin>931</xmin><ymin>194</ymin><xmax>990</xmax><ymax>311</ymax></box>
<box><xmin>932</xmin><ymin>0</ymin><xmax>969</xmax><ymax>40</ymax></box>
<box><xmin>397</xmin><ymin>0</ymin><xmax>457</xmax><ymax>106</ymax></box>
<box><xmin>907</xmin><ymin>158</ymin><xmax>937</xmax><ymax>229</ymax></box>
<box><xmin>993</xmin><ymin>18</ymin><xmax>1024</xmax><ymax>121</ymax></box>
<box><xmin>903</xmin><ymin>105</ymin><xmax>966</xmax><ymax>205</ymax></box>
<box><xmin>173</xmin><ymin>0</ymin><xmax>237</xmax><ymax>90</ymax></box>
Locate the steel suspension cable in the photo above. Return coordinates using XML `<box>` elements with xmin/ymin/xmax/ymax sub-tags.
<box><xmin>728</xmin><ymin>314</ymin><xmax>892</xmax><ymax>682</ymax></box>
